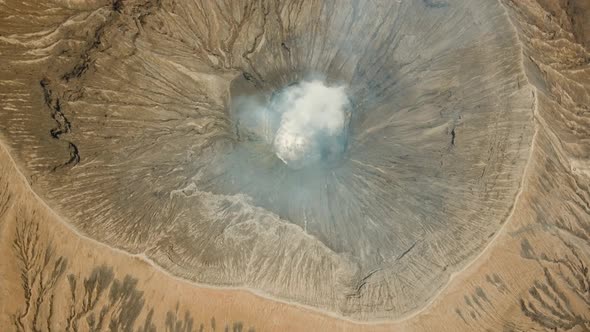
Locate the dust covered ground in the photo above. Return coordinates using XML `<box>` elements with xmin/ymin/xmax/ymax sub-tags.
<box><xmin>0</xmin><ymin>0</ymin><xmax>589</xmax><ymax>331</ymax></box>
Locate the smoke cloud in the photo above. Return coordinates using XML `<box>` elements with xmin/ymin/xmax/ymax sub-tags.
<box><xmin>271</xmin><ymin>80</ymin><xmax>350</xmax><ymax>169</ymax></box>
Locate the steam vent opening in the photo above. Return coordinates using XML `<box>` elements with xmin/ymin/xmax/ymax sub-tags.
<box><xmin>232</xmin><ymin>79</ymin><xmax>351</xmax><ymax>170</ymax></box>
<box><xmin>1</xmin><ymin>0</ymin><xmax>589</xmax><ymax>329</ymax></box>
<box><xmin>272</xmin><ymin>81</ymin><xmax>351</xmax><ymax>169</ymax></box>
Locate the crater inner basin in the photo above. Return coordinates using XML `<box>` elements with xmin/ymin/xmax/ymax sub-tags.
<box><xmin>233</xmin><ymin>80</ymin><xmax>352</xmax><ymax>170</ymax></box>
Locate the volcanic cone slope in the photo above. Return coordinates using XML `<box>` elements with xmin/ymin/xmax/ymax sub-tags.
<box><xmin>0</xmin><ymin>0</ymin><xmax>536</xmax><ymax>320</ymax></box>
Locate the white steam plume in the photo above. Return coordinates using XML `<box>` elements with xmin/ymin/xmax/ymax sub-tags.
<box><xmin>272</xmin><ymin>80</ymin><xmax>350</xmax><ymax>169</ymax></box>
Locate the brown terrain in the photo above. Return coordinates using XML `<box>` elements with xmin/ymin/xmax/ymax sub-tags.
<box><xmin>0</xmin><ymin>0</ymin><xmax>589</xmax><ymax>331</ymax></box>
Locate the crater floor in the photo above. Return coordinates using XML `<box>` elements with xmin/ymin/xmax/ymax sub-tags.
<box><xmin>0</xmin><ymin>0</ymin><xmax>589</xmax><ymax>330</ymax></box>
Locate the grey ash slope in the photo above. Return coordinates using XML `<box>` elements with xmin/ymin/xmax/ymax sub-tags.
<box><xmin>0</xmin><ymin>0</ymin><xmax>535</xmax><ymax>320</ymax></box>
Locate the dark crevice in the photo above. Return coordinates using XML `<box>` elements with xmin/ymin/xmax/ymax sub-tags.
<box><xmin>345</xmin><ymin>268</ymin><xmax>383</xmax><ymax>299</ymax></box>
<box><xmin>61</xmin><ymin>21</ymin><xmax>108</xmax><ymax>82</ymax></box>
<box><xmin>281</xmin><ymin>42</ymin><xmax>290</xmax><ymax>53</ymax></box>
<box><xmin>132</xmin><ymin>0</ymin><xmax>163</xmax><ymax>27</ymax></box>
<box><xmin>396</xmin><ymin>241</ymin><xmax>418</xmax><ymax>261</ymax></box>
<box><xmin>112</xmin><ymin>0</ymin><xmax>123</xmax><ymax>13</ymax></box>
<box><xmin>39</xmin><ymin>79</ymin><xmax>80</xmax><ymax>170</ymax></box>
<box><xmin>62</xmin><ymin>143</ymin><xmax>80</xmax><ymax>169</ymax></box>
<box><xmin>62</xmin><ymin>0</ymin><xmax>149</xmax><ymax>82</ymax></box>
<box><xmin>49</xmin><ymin>99</ymin><xmax>70</xmax><ymax>139</ymax></box>
<box><xmin>242</xmin><ymin>72</ymin><xmax>262</xmax><ymax>88</ymax></box>
<box><xmin>42</xmin><ymin>1</ymin><xmax>164</xmax><ymax>169</ymax></box>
